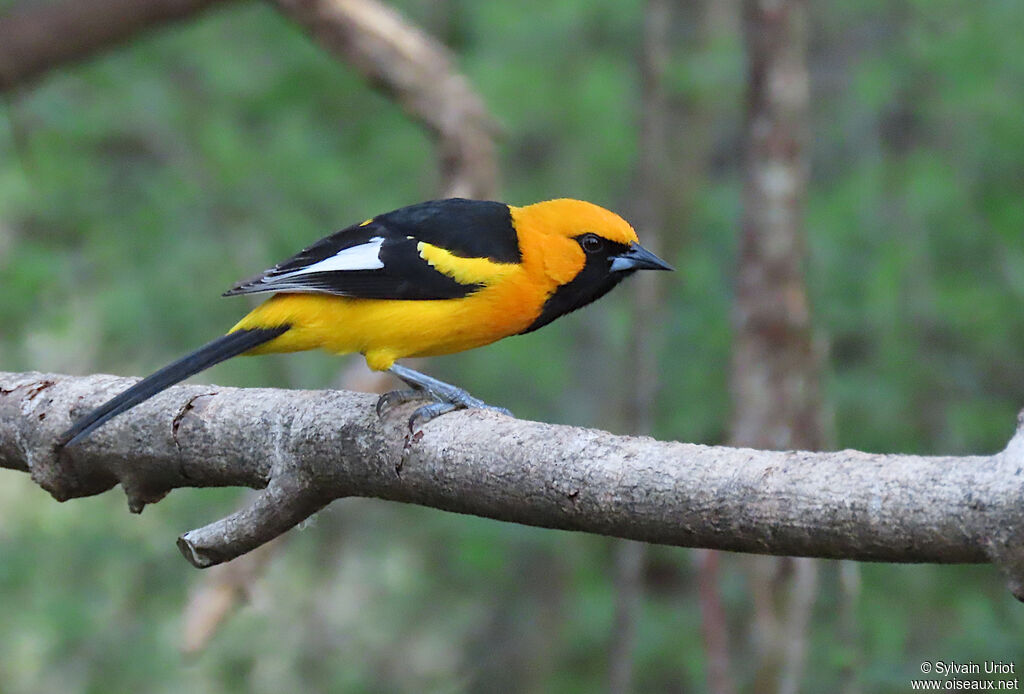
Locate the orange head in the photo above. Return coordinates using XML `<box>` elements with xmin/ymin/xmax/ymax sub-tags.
<box><xmin>517</xmin><ymin>198</ymin><xmax>640</xmax><ymax>244</ymax></box>
<box><xmin>511</xmin><ymin>198</ymin><xmax>672</xmax><ymax>332</ymax></box>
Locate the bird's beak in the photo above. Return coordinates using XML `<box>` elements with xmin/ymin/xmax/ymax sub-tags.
<box><xmin>610</xmin><ymin>242</ymin><xmax>674</xmax><ymax>273</ymax></box>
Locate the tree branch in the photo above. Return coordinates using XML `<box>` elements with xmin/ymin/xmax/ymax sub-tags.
<box><xmin>270</xmin><ymin>0</ymin><xmax>500</xmax><ymax>199</ymax></box>
<box><xmin>2</xmin><ymin>371</ymin><xmax>1024</xmax><ymax>600</ymax></box>
<box><xmin>0</xmin><ymin>0</ymin><xmax>500</xmax><ymax>199</ymax></box>
<box><xmin>0</xmin><ymin>0</ymin><xmax>233</xmax><ymax>93</ymax></box>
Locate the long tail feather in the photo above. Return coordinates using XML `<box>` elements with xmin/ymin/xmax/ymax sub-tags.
<box><xmin>59</xmin><ymin>326</ymin><xmax>289</xmax><ymax>448</ymax></box>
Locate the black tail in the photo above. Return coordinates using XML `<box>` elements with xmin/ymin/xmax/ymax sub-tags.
<box><xmin>59</xmin><ymin>326</ymin><xmax>289</xmax><ymax>448</ymax></box>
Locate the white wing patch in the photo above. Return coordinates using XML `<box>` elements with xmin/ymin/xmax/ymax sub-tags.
<box><xmin>273</xmin><ymin>236</ymin><xmax>385</xmax><ymax>279</ymax></box>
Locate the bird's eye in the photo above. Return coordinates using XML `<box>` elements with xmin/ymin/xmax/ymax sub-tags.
<box><xmin>580</xmin><ymin>234</ymin><xmax>604</xmax><ymax>254</ymax></box>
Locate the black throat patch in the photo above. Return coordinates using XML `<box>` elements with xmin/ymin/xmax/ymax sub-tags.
<box><xmin>520</xmin><ymin>239</ymin><xmax>631</xmax><ymax>334</ymax></box>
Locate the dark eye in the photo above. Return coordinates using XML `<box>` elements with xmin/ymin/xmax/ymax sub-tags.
<box><xmin>580</xmin><ymin>234</ymin><xmax>604</xmax><ymax>254</ymax></box>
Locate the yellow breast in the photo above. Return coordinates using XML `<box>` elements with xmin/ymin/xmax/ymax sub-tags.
<box><xmin>231</xmin><ymin>265</ymin><xmax>551</xmax><ymax>371</ymax></box>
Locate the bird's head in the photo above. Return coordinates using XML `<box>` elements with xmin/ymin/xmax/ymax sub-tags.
<box><xmin>513</xmin><ymin>198</ymin><xmax>673</xmax><ymax>333</ymax></box>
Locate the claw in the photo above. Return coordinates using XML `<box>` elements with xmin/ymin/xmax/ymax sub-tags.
<box><xmin>376</xmin><ymin>388</ymin><xmax>422</xmax><ymax>418</ymax></box>
<box><xmin>408</xmin><ymin>402</ymin><xmax>458</xmax><ymax>432</ymax></box>
<box><xmin>379</xmin><ymin>363</ymin><xmax>513</xmax><ymax>428</ymax></box>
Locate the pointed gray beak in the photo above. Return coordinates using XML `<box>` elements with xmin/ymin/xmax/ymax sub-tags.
<box><xmin>610</xmin><ymin>242</ymin><xmax>674</xmax><ymax>273</ymax></box>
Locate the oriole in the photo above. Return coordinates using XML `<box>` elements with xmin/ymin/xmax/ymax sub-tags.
<box><xmin>60</xmin><ymin>198</ymin><xmax>671</xmax><ymax>446</ymax></box>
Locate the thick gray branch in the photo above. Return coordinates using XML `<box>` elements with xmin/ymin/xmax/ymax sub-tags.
<box><xmin>2</xmin><ymin>371</ymin><xmax>1024</xmax><ymax>600</ymax></box>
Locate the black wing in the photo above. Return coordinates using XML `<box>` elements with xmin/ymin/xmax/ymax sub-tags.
<box><xmin>223</xmin><ymin>199</ymin><xmax>519</xmax><ymax>300</ymax></box>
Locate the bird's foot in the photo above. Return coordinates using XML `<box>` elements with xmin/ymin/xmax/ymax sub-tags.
<box><xmin>375</xmin><ymin>389</ymin><xmax>421</xmax><ymax>417</ymax></box>
<box><xmin>376</xmin><ymin>364</ymin><xmax>512</xmax><ymax>432</ymax></box>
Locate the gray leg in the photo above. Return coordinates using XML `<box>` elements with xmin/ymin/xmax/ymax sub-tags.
<box><xmin>377</xmin><ymin>363</ymin><xmax>512</xmax><ymax>430</ymax></box>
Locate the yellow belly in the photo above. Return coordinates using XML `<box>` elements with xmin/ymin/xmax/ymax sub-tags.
<box><xmin>229</xmin><ymin>281</ymin><xmax>546</xmax><ymax>371</ymax></box>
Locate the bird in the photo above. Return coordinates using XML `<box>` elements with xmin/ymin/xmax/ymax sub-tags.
<box><xmin>59</xmin><ymin>198</ymin><xmax>672</xmax><ymax>447</ymax></box>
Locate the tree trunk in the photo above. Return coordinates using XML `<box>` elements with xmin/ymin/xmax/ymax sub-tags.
<box><xmin>732</xmin><ymin>1</ymin><xmax>823</xmax><ymax>692</ymax></box>
<box><xmin>608</xmin><ymin>2</ymin><xmax>674</xmax><ymax>691</ymax></box>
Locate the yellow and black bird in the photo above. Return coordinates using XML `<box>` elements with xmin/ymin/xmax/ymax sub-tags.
<box><xmin>60</xmin><ymin>198</ymin><xmax>672</xmax><ymax>446</ymax></box>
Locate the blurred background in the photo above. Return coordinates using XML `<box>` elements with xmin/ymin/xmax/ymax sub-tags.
<box><xmin>2</xmin><ymin>0</ymin><xmax>1024</xmax><ymax>692</ymax></box>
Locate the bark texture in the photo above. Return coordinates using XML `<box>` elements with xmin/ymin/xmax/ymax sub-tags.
<box><xmin>2</xmin><ymin>370</ymin><xmax>1024</xmax><ymax>599</ymax></box>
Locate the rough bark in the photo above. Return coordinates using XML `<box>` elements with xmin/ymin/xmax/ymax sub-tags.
<box><xmin>0</xmin><ymin>0</ymin><xmax>233</xmax><ymax>92</ymax></box>
<box><xmin>270</xmin><ymin>0</ymin><xmax>500</xmax><ymax>199</ymax></box>
<box><xmin>179</xmin><ymin>359</ymin><xmax>397</xmax><ymax>652</ymax></box>
<box><xmin>1</xmin><ymin>371</ymin><xmax>1024</xmax><ymax>600</ymax></box>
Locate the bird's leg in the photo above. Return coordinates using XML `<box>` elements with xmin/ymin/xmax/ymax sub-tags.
<box><xmin>377</xmin><ymin>363</ymin><xmax>512</xmax><ymax>431</ymax></box>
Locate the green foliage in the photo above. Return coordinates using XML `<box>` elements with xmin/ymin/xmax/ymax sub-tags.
<box><xmin>1</xmin><ymin>1</ymin><xmax>1023</xmax><ymax>691</ymax></box>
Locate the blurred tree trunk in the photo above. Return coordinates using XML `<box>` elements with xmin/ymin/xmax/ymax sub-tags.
<box><xmin>608</xmin><ymin>1</ymin><xmax>673</xmax><ymax>691</ymax></box>
<box><xmin>677</xmin><ymin>2</ymin><xmax>743</xmax><ymax>693</ymax></box>
<box><xmin>696</xmin><ymin>548</ymin><xmax>736</xmax><ymax>694</ymax></box>
<box><xmin>615</xmin><ymin>2</ymin><xmax>747</xmax><ymax>691</ymax></box>
<box><xmin>465</xmin><ymin>546</ymin><xmax>568</xmax><ymax>694</ymax></box>
<box><xmin>732</xmin><ymin>1</ymin><xmax>825</xmax><ymax>693</ymax></box>
<box><xmin>734</xmin><ymin>0</ymin><xmax>820</xmax><ymax>453</ymax></box>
